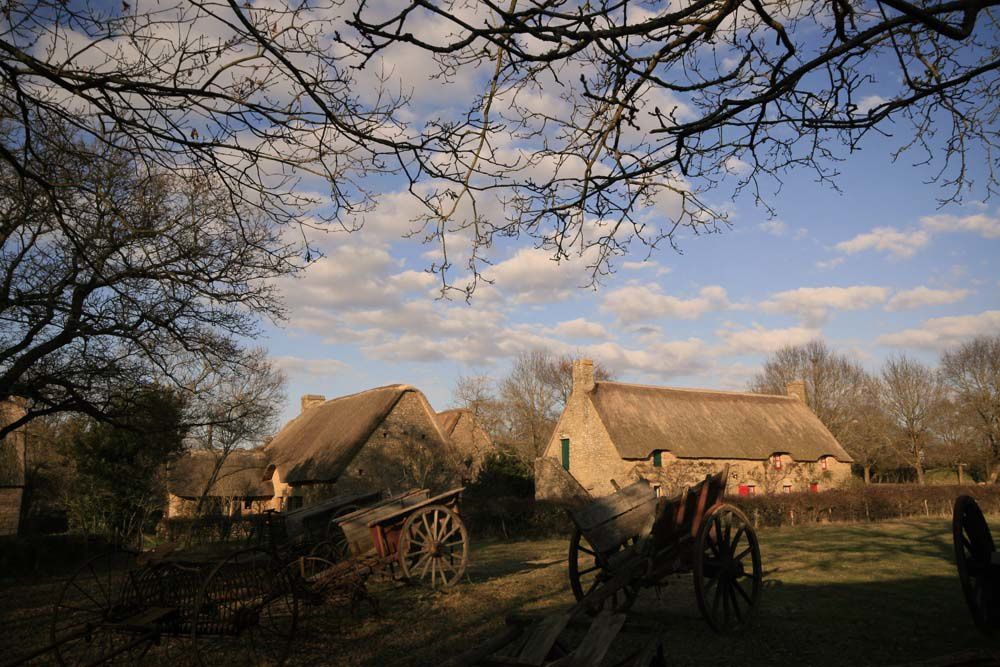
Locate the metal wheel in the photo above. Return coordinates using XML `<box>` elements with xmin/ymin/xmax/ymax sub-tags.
<box><xmin>693</xmin><ymin>504</ymin><xmax>762</xmax><ymax>633</ymax></box>
<box><xmin>398</xmin><ymin>504</ymin><xmax>469</xmax><ymax>588</ymax></box>
<box><xmin>567</xmin><ymin>529</ymin><xmax>640</xmax><ymax>614</ymax></box>
<box><xmin>954</xmin><ymin>495</ymin><xmax>999</xmax><ymax>635</ymax></box>
<box><xmin>192</xmin><ymin>547</ymin><xmax>299</xmax><ymax>666</ymax></box>
<box><xmin>50</xmin><ymin>548</ymin><xmax>157</xmax><ymax>666</ymax></box>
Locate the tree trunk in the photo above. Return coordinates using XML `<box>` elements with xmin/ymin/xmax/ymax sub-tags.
<box><xmin>915</xmin><ymin>460</ymin><xmax>925</xmax><ymax>485</ymax></box>
<box><xmin>863</xmin><ymin>465</ymin><xmax>871</xmax><ymax>485</ymax></box>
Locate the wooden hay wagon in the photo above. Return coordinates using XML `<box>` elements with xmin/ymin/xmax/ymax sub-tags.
<box><xmin>953</xmin><ymin>495</ymin><xmax>1000</xmax><ymax>636</ymax></box>
<box><xmin>449</xmin><ymin>467</ymin><xmax>762</xmax><ymax>667</ymax></box>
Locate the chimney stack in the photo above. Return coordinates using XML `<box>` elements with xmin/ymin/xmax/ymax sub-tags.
<box><xmin>300</xmin><ymin>394</ymin><xmax>326</xmax><ymax>413</ymax></box>
<box><xmin>572</xmin><ymin>358</ymin><xmax>596</xmax><ymax>394</ymax></box>
<box><xmin>786</xmin><ymin>380</ymin><xmax>807</xmax><ymax>403</ymax></box>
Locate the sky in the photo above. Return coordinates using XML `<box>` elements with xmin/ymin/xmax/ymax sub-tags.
<box><xmin>176</xmin><ymin>3</ymin><xmax>1000</xmax><ymax>427</ymax></box>
<box><xmin>262</xmin><ymin>125</ymin><xmax>1000</xmax><ymax>425</ymax></box>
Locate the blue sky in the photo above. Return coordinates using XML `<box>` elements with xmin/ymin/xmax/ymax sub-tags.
<box><xmin>261</xmin><ymin>124</ymin><xmax>999</xmax><ymax>425</ymax></box>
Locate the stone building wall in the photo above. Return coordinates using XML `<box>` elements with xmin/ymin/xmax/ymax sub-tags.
<box><xmin>0</xmin><ymin>488</ymin><xmax>23</xmax><ymax>536</ymax></box>
<box><xmin>166</xmin><ymin>493</ymin><xmax>277</xmax><ymax>518</ymax></box>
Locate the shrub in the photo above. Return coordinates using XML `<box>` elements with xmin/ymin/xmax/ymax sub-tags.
<box><xmin>732</xmin><ymin>484</ymin><xmax>1000</xmax><ymax>528</ymax></box>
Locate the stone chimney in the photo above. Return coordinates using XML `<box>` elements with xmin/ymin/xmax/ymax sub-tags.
<box><xmin>572</xmin><ymin>358</ymin><xmax>596</xmax><ymax>394</ymax></box>
<box><xmin>300</xmin><ymin>394</ymin><xmax>326</xmax><ymax>413</ymax></box>
<box><xmin>786</xmin><ymin>380</ymin><xmax>807</xmax><ymax>403</ymax></box>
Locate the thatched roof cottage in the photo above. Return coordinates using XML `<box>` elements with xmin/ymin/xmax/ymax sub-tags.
<box><xmin>536</xmin><ymin>359</ymin><xmax>853</xmax><ymax>501</ymax></box>
<box><xmin>264</xmin><ymin>385</ymin><xmax>463</xmax><ymax>509</ymax></box>
<box><xmin>165</xmin><ymin>449</ymin><xmax>275</xmax><ymax>517</ymax></box>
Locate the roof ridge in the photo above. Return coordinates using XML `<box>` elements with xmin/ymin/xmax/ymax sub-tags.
<box><xmin>593</xmin><ymin>380</ymin><xmax>792</xmax><ymax>400</ymax></box>
<box><xmin>314</xmin><ymin>383</ymin><xmax>413</xmax><ymax>405</ymax></box>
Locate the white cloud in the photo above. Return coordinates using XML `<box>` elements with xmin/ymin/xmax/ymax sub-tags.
<box><xmin>601</xmin><ymin>284</ymin><xmax>733</xmax><ymax>323</ymax></box>
<box><xmin>488</xmin><ymin>248</ymin><xmax>597</xmax><ymax>304</ymax></box>
<box><xmin>717</xmin><ymin>325</ymin><xmax>822</xmax><ymax>355</ymax></box>
<box><xmin>877</xmin><ymin>311</ymin><xmax>1000</xmax><ymax>349</ymax></box>
<box><xmin>816</xmin><ymin>257</ymin><xmax>845</xmax><ymax>270</ymax></box>
<box><xmin>855</xmin><ymin>95</ymin><xmax>887</xmax><ymax>115</ymax></box>
<box><xmin>550</xmin><ymin>318</ymin><xmax>613</xmax><ymax>340</ymax></box>
<box><xmin>884</xmin><ymin>287</ymin><xmax>970</xmax><ymax>312</ymax></box>
<box><xmin>760</xmin><ymin>286</ymin><xmax>890</xmax><ymax>326</ymax></box>
<box><xmin>621</xmin><ymin>260</ymin><xmax>672</xmax><ymax>276</ymax></box>
<box><xmin>273</xmin><ymin>356</ymin><xmax>349</xmax><ymax>378</ymax></box>
<box><xmin>834</xmin><ymin>227</ymin><xmax>930</xmax><ymax>259</ymax></box>
<box><xmin>920</xmin><ymin>212</ymin><xmax>1000</xmax><ymax>239</ymax></box>
<box><xmin>758</xmin><ymin>220</ymin><xmax>787</xmax><ymax>236</ymax></box>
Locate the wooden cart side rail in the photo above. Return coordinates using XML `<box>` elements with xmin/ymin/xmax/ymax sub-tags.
<box><xmin>284</xmin><ymin>490</ymin><xmax>382</xmax><ymax>523</ymax></box>
<box><xmin>338</xmin><ymin>489</ymin><xmax>430</xmax><ymax>525</ymax></box>
<box><xmin>366</xmin><ymin>487</ymin><xmax>466</xmax><ymax>528</ymax></box>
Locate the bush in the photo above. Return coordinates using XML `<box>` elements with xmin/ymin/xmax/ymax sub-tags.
<box><xmin>732</xmin><ymin>484</ymin><xmax>1000</xmax><ymax>528</ymax></box>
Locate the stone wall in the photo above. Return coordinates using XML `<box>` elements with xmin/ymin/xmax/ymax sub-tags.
<box><xmin>0</xmin><ymin>487</ymin><xmax>23</xmax><ymax>536</ymax></box>
<box><xmin>166</xmin><ymin>493</ymin><xmax>278</xmax><ymax>518</ymax></box>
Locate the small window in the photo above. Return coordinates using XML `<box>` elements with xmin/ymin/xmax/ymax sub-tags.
<box><xmin>821</xmin><ymin>456</ymin><xmax>829</xmax><ymax>470</ymax></box>
<box><xmin>244</xmin><ymin>499</ymin><xmax>253</xmax><ymax>510</ymax></box>
<box><xmin>772</xmin><ymin>454</ymin><xmax>783</xmax><ymax>470</ymax></box>
<box><xmin>652</xmin><ymin>451</ymin><xmax>662</xmax><ymax>468</ymax></box>
<box><xmin>747</xmin><ymin>484</ymin><xmax>756</xmax><ymax>496</ymax></box>
<box><xmin>561</xmin><ymin>438</ymin><xmax>570</xmax><ymax>471</ymax></box>
<box><xmin>652</xmin><ymin>484</ymin><xmax>662</xmax><ymax>497</ymax></box>
<box><xmin>809</xmin><ymin>482</ymin><xmax>819</xmax><ymax>493</ymax></box>
<box><xmin>783</xmin><ymin>485</ymin><xmax>792</xmax><ymax>494</ymax></box>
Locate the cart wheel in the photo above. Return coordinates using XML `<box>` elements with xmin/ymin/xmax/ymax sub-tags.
<box><xmin>567</xmin><ymin>529</ymin><xmax>640</xmax><ymax>614</ymax></box>
<box><xmin>50</xmin><ymin>548</ymin><xmax>155</xmax><ymax>666</ymax></box>
<box><xmin>693</xmin><ymin>504</ymin><xmax>761</xmax><ymax>633</ymax></box>
<box><xmin>398</xmin><ymin>504</ymin><xmax>469</xmax><ymax>589</ymax></box>
<box><xmin>954</xmin><ymin>495</ymin><xmax>998</xmax><ymax>635</ymax></box>
<box><xmin>324</xmin><ymin>504</ymin><xmax>359</xmax><ymax>561</ymax></box>
<box><xmin>192</xmin><ymin>547</ymin><xmax>299</xmax><ymax>666</ymax></box>
<box><xmin>287</xmin><ymin>555</ymin><xmax>340</xmax><ymax>601</ymax></box>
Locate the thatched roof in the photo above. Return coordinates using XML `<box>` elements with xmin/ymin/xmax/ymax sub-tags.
<box><xmin>436</xmin><ymin>409</ymin><xmax>467</xmax><ymax>436</ymax></box>
<box><xmin>168</xmin><ymin>450</ymin><xmax>273</xmax><ymax>499</ymax></box>
<box><xmin>264</xmin><ymin>384</ymin><xmax>448</xmax><ymax>485</ymax></box>
<box><xmin>588</xmin><ymin>382</ymin><xmax>852</xmax><ymax>462</ymax></box>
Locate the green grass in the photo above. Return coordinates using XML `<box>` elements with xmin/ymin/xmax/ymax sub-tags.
<box><xmin>1</xmin><ymin>518</ymin><xmax>993</xmax><ymax>665</ymax></box>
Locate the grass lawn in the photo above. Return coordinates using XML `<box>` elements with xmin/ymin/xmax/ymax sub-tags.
<box><xmin>1</xmin><ymin>517</ymin><xmax>995</xmax><ymax>666</ymax></box>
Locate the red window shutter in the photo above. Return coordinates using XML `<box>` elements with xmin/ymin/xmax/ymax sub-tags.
<box><xmin>738</xmin><ymin>484</ymin><xmax>749</xmax><ymax>496</ymax></box>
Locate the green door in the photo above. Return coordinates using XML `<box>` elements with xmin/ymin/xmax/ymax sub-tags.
<box><xmin>561</xmin><ymin>438</ymin><xmax>570</xmax><ymax>471</ymax></box>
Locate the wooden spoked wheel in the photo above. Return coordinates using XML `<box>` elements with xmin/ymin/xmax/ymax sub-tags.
<box><xmin>50</xmin><ymin>548</ymin><xmax>154</xmax><ymax>666</ymax></box>
<box><xmin>398</xmin><ymin>504</ymin><xmax>469</xmax><ymax>588</ymax></box>
<box><xmin>192</xmin><ymin>547</ymin><xmax>299</xmax><ymax>666</ymax></box>
<box><xmin>287</xmin><ymin>555</ymin><xmax>339</xmax><ymax>601</ymax></box>
<box><xmin>693</xmin><ymin>504</ymin><xmax>762</xmax><ymax>633</ymax></box>
<box><xmin>323</xmin><ymin>504</ymin><xmax>359</xmax><ymax>561</ymax></box>
<box><xmin>567</xmin><ymin>529</ymin><xmax>640</xmax><ymax>614</ymax></box>
<box><xmin>953</xmin><ymin>495</ymin><xmax>998</xmax><ymax>635</ymax></box>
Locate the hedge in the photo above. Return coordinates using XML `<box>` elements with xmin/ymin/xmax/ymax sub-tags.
<box><xmin>731</xmin><ymin>484</ymin><xmax>1000</xmax><ymax>528</ymax></box>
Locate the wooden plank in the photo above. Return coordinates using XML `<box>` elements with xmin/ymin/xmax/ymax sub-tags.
<box><xmin>570</xmin><ymin>481</ymin><xmax>654</xmax><ymax>532</ymax></box>
<box><xmin>622</xmin><ymin>636</ymin><xmax>666</xmax><ymax>667</ymax></box>
<box><xmin>337</xmin><ymin>489</ymin><xmax>428</xmax><ymax>524</ymax></box>
<box><xmin>548</xmin><ymin>611</ymin><xmax>627</xmax><ymax>667</ymax></box>
<box><xmin>515</xmin><ymin>612</ymin><xmax>573</xmax><ymax>665</ymax></box>
<box><xmin>440</xmin><ymin>626</ymin><xmax>526</xmax><ymax>667</ymax></box>
<box><xmin>583</xmin><ymin>497</ymin><xmax>658</xmax><ymax>554</ymax></box>
<box><xmin>367</xmin><ymin>487</ymin><xmax>466</xmax><ymax>527</ymax></box>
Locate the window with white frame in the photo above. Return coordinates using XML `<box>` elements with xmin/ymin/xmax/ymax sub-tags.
<box><xmin>772</xmin><ymin>454</ymin><xmax>783</xmax><ymax>470</ymax></box>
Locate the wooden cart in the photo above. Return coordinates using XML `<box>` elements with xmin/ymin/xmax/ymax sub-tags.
<box><xmin>449</xmin><ymin>468</ymin><xmax>762</xmax><ymax>666</ymax></box>
<box><xmin>953</xmin><ymin>495</ymin><xmax>1000</xmax><ymax>636</ymax></box>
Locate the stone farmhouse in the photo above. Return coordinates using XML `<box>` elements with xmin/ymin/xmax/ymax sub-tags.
<box><xmin>0</xmin><ymin>399</ymin><xmax>27</xmax><ymax>536</ymax></box>
<box><xmin>165</xmin><ymin>449</ymin><xmax>277</xmax><ymax>518</ymax></box>
<box><xmin>536</xmin><ymin>359</ymin><xmax>853</xmax><ymax>501</ymax></box>
<box><xmin>435</xmin><ymin>408</ymin><xmax>494</xmax><ymax>480</ymax></box>
<box><xmin>263</xmin><ymin>385</ymin><xmax>464</xmax><ymax>510</ymax></box>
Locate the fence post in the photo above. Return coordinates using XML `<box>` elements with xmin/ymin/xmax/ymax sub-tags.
<box><xmin>924</xmin><ymin>499</ymin><xmax>929</xmax><ymax>517</ymax></box>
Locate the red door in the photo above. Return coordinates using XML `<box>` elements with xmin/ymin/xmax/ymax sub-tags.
<box><xmin>809</xmin><ymin>482</ymin><xmax>819</xmax><ymax>493</ymax></box>
<box><xmin>738</xmin><ymin>484</ymin><xmax>749</xmax><ymax>496</ymax></box>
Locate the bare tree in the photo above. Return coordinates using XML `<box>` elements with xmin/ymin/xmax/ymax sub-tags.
<box><xmin>2</xmin><ymin>1</ymin><xmax>996</xmax><ymax>302</ymax></box>
<box><xmin>881</xmin><ymin>355</ymin><xmax>945</xmax><ymax>484</ymax></box>
<box><xmin>343</xmin><ymin>0</ymin><xmax>1000</xmax><ymax>292</ymax></box>
<box><xmin>838</xmin><ymin>376</ymin><xmax>898</xmax><ymax>484</ymax></box>
<box><xmin>183</xmin><ymin>349</ymin><xmax>286</xmax><ymax>521</ymax></box>
<box><xmin>941</xmin><ymin>335</ymin><xmax>1000</xmax><ymax>481</ymax></box>
<box><xmin>0</xmin><ymin>137</ymin><xmax>300</xmax><ymax>439</ymax></box>
<box><xmin>749</xmin><ymin>340</ymin><xmax>870</xmax><ymax>440</ymax></box>
<box><xmin>539</xmin><ymin>353</ymin><xmax>616</xmax><ymax>406</ymax></box>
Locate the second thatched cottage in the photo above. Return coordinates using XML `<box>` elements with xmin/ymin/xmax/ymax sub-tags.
<box><xmin>536</xmin><ymin>359</ymin><xmax>853</xmax><ymax>501</ymax></box>
<box><xmin>263</xmin><ymin>385</ymin><xmax>465</xmax><ymax>510</ymax></box>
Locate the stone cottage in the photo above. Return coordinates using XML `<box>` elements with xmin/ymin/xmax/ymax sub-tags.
<box><xmin>264</xmin><ymin>385</ymin><xmax>462</xmax><ymax>510</ymax></box>
<box><xmin>436</xmin><ymin>408</ymin><xmax>494</xmax><ymax>480</ymax></box>
<box><xmin>0</xmin><ymin>399</ymin><xmax>27</xmax><ymax>536</ymax></box>
<box><xmin>536</xmin><ymin>359</ymin><xmax>853</xmax><ymax>501</ymax></box>
<box><xmin>165</xmin><ymin>449</ymin><xmax>276</xmax><ymax>518</ymax></box>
